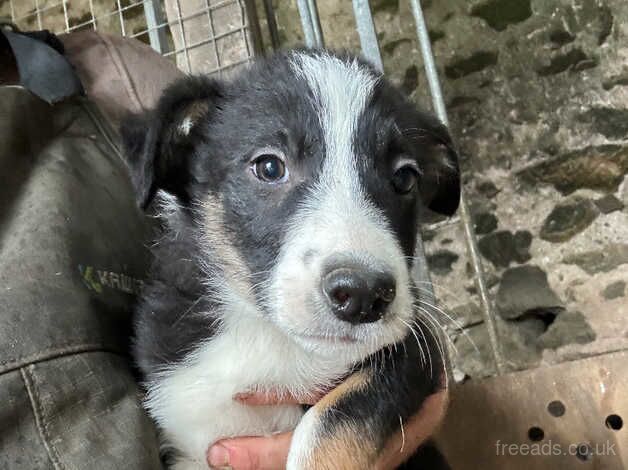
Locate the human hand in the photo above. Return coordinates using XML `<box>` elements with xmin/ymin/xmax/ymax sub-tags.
<box><xmin>206</xmin><ymin>388</ymin><xmax>447</xmax><ymax>469</ymax></box>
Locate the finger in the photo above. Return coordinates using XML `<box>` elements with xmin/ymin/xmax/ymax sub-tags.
<box><xmin>375</xmin><ymin>389</ymin><xmax>449</xmax><ymax>470</ymax></box>
<box><xmin>207</xmin><ymin>432</ymin><xmax>292</xmax><ymax>470</ymax></box>
<box><xmin>233</xmin><ymin>391</ymin><xmax>301</xmax><ymax>406</ymax></box>
<box><xmin>233</xmin><ymin>391</ymin><xmax>322</xmax><ymax>406</ymax></box>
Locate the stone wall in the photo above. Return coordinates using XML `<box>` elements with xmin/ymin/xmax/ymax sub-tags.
<box><xmin>260</xmin><ymin>0</ymin><xmax>628</xmax><ymax>379</ymax></box>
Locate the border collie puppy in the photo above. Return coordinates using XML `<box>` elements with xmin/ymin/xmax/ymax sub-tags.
<box><xmin>122</xmin><ymin>49</ymin><xmax>459</xmax><ymax>469</ymax></box>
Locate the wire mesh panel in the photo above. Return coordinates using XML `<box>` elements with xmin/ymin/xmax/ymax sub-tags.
<box><xmin>0</xmin><ymin>0</ymin><xmax>256</xmax><ymax>76</ymax></box>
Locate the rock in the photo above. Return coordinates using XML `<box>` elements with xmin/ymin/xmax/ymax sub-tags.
<box><xmin>478</xmin><ymin>230</ymin><xmax>532</xmax><ymax>268</ymax></box>
<box><xmin>465</xmin><ymin>271</ymin><xmax>499</xmax><ymax>294</ymax></box>
<box><xmin>452</xmin><ymin>323</ymin><xmax>496</xmax><ymax>378</ymax></box>
<box><xmin>577</xmin><ymin>108</ymin><xmax>628</xmax><ymax>140</ymax></box>
<box><xmin>401</xmin><ymin>65</ymin><xmax>419</xmax><ymax>94</ymax></box>
<box><xmin>515</xmin><ymin>317</ymin><xmax>548</xmax><ymax>340</ymax></box>
<box><xmin>427</xmin><ymin>249</ymin><xmax>459</xmax><ymax>276</ymax></box>
<box><xmin>381</xmin><ymin>38</ymin><xmax>411</xmax><ymax>55</ymax></box>
<box><xmin>536</xmin><ymin>48</ymin><xmax>596</xmax><ymax>76</ymax></box>
<box><xmin>470</xmin><ymin>198</ymin><xmax>497</xmax><ymax>216</ymax></box>
<box><xmin>371</xmin><ymin>0</ymin><xmax>400</xmax><ymax>14</ymax></box>
<box><xmin>540</xmin><ymin>196</ymin><xmax>599</xmax><ymax>243</ymax></box>
<box><xmin>449</xmin><ymin>95</ymin><xmax>481</xmax><ymax>109</ymax></box>
<box><xmin>473</xmin><ymin>212</ymin><xmax>498</xmax><ymax>234</ymax></box>
<box><xmin>429</xmin><ymin>29</ymin><xmax>445</xmax><ymax>44</ymax></box>
<box><xmin>598</xmin><ymin>5</ymin><xmax>614</xmax><ymax>45</ymax></box>
<box><xmin>451</xmin><ymin>302</ymin><xmax>484</xmax><ymax>329</ymax></box>
<box><xmin>422</xmin><ymin>228</ymin><xmax>436</xmax><ymax>242</ymax></box>
<box><xmin>548</xmin><ymin>28</ymin><xmax>575</xmax><ymax>47</ymax></box>
<box><xmin>452</xmin><ymin>367</ymin><xmax>467</xmax><ymax>383</ymax></box>
<box><xmin>595</xmin><ymin>194</ymin><xmax>624</xmax><ymax>214</ymax></box>
<box><xmin>563</xmin><ymin>243</ymin><xmax>628</xmax><ymax>275</ymax></box>
<box><xmin>454</xmin><ymin>316</ymin><xmax>544</xmax><ymax>378</ymax></box>
<box><xmin>539</xmin><ymin>311</ymin><xmax>596</xmax><ymax>349</ymax></box>
<box><xmin>444</xmin><ymin>51</ymin><xmax>499</xmax><ymax>79</ymax></box>
<box><xmin>603</xmin><ymin>71</ymin><xmax>628</xmax><ymax>90</ymax></box>
<box><xmin>476</xmin><ymin>179</ymin><xmax>500</xmax><ymax>198</ymax></box>
<box><xmin>602</xmin><ymin>281</ymin><xmax>626</xmax><ymax>300</ymax></box>
<box><xmin>470</xmin><ymin>0</ymin><xmax>532</xmax><ymax>32</ymax></box>
<box><xmin>517</xmin><ymin>145</ymin><xmax>628</xmax><ymax>195</ymax></box>
<box><xmin>495</xmin><ymin>265</ymin><xmax>563</xmax><ymax>320</ymax></box>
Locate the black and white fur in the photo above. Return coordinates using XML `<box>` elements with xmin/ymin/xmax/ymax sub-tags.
<box><xmin>122</xmin><ymin>50</ymin><xmax>460</xmax><ymax>469</ymax></box>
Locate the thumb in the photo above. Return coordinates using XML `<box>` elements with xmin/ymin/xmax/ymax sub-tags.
<box><xmin>207</xmin><ymin>432</ymin><xmax>292</xmax><ymax>470</ymax></box>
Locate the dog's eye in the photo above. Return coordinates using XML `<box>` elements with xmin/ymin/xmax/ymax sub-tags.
<box><xmin>252</xmin><ymin>154</ymin><xmax>288</xmax><ymax>183</ymax></box>
<box><xmin>392</xmin><ymin>166</ymin><xmax>419</xmax><ymax>194</ymax></box>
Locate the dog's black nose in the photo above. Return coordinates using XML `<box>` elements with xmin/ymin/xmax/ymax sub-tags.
<box><xmin>322</xmin><ymin>267</ymin><xmax>396</xmax><ymax>324</ymax></box>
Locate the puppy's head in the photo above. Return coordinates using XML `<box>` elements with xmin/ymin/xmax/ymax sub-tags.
<box><xmin>123</xmin><ymin>50</ymin><xmax>459</xmax><ymax>362</ymax></box>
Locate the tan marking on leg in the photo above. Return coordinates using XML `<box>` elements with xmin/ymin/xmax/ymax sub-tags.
<box><xmin>305</xmin><ymin>371</ymin><xmax>377</xmax><ymax>469</ymax></box>
<box><xmin>313</xmin><ymin>370</ymin><xmax>370</xmax><ymax>411</ymax></box>
<box><xmin>310</xmin><ymin>426</ymin><xmax>377</xmax><ymax>470</ymax></box>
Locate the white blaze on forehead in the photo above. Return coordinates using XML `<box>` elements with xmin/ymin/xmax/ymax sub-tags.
<box><xmin>290</xmin><ymin>52</ymin><xmax>379</xmax><ymax>193</ymax></box>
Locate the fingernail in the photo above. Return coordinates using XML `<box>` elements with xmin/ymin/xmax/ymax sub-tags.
<box><xmin>233</xmin><ymin>392</ymin><xmax>251</xmax><ymax>402</ymax></box>
<box><xmin>207</xmin><ymin>444</ymin><xmax>230</xmax><ymax>467</ymax></box>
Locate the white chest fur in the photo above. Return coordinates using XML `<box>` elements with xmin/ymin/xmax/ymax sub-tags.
<box><xmin>145</xmin><ymin>313</ymin><xmax>354</xmax><ymax>469</ymax></box>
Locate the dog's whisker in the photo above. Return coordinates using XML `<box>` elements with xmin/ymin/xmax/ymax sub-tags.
<box><xmin>413</xmin><ymin>301</ymin><xmax>480</xmax><ymax>355</ymax></box>
<box><xmin>399</xmin><ymin>318</ymin><xmax>428</xmax><ymax>373</ymax></box>
<box><xmin>415</xmin><ymin>305</ymin><xmax>478</xmax><ymax>359</ymax></box>
<box><xmin>410</xmin><ymin>319</ymin><xmax>434</xmax><ymax>378</ymax></box>
<box><xmin>409</xmin><ymin>317</ymin><xmax>446</xmax><ymax>380</ymax></box>
<box><xmin>412</xmin><ymin>312</ymin><xmax>453</xmax><ymax>360</ymax></box>
<box><xmin>411</xmin><ymin>295</ymin><xmax>467</xmax><ymax>333</ymax></box>
<box><xmin>410</xmin><ymin>279</ymin><xmax>462</xmax><ymax>301</ymax></box>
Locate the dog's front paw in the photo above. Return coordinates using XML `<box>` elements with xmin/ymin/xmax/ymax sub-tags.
<box><xmin>286</xmin><ymin>407</ymin><xmax>374</xmax><ymax>470</ymax></box>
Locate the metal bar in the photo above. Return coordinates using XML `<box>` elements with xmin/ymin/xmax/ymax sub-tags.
<box><xmin>204</xmin><ymin>56</ymin><xmax>251</xmax><ymax>75</ymax></box>
<box><xmin>34</xmin><ymin>0</ymin><xmax>43</xmax><ymax>29</ymax></box>
<box><xmin>143</xmin><ymin>0</ymin><xmax>167</xmax><ymax>54</ymax></box>
<box><xmin>408</xmin><ymin>0</ymin><xmax>447</xmax><ymax>122</ymax></box>
<box><xmin>352</xmin><ymin>0</ymin><xmax>383</xmax><ymax>72</ymax></box>
<box><xmin>9</xmin><ymin>0</ymin><xmax>16</xmax><ymax>22</ymax></box>
<box><xmin>238</xmin><ymin>0</ymin><xmax>255</xmax><ymax>60</ymax></box>
<box><xmin>160</xmin><ymin>26</ymin><xmax>247</xmax><ymax>55</ymax></box>
<box><xmin>22</xmin><ymin>0</ymin><xmax>234</xmax><ymax>35</ymax></box>
<box><xmin>409</xmin><ymin>0</ymin><xmax>505</xmax><ymax>375</ymax></box>
<box><xmin>12</xmin><ymin>1</ymin><xmax>63</xmax><ymax>22</ymax></box>
<box><xmin>88</xmin><ymin>0</ymin><xmax>98</xmax><ymax>30</ymax></box>
<box><xmin>68</xmin><ymin>19</ymin><xmax>99</xmax><ymax>31</ymax></box>
<box><xmin>116</xmin><ymin>0</ymin><xmax>127</xmax><ymax>35</ymax></box>
<box><xmin>306</xmin><ymin>0</ymin><xmax>324</xmax><ymax>47</ymax></box>
<box><xmin>61</xmin><ymin>0</ymin><xmax>70</xmax><ymax>32</ymax></box>
<box><xmin>296</xmin><ymin>0</ymin><xmax>316</xmax><ymax>47</ymax></box>
<box><xmin>172</xmin><ymin>0</ymin><xmax>192</xmax><ymax>73</ymax></box>
<box><xmin>128</xmin><ymin>1</ymin><xmax>240</xmax><ymax>38</ymax></box>
<box><xmin>240</xmin><ymin>0</ymin><xmax>260</xmax><ymax>58</ymax></box>
<box><xmin>205</xmin><ymin>0</ymin><xmax>222</xmax><ymax>71</ymax></box>
<box><xmin>296</xmin><ymin>0</ymin><xmax>323</xmax><ymax>48</ymax></box>
<box><xmin>262</xmin><ymin>0</ymin><xmax>280</xmax><ymax>50</ymax></box>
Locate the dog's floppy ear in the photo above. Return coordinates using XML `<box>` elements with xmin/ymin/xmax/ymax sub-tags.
<box><xmin>421</xmin><ymin>138</ymin><xmax>460</xmax><ymax>216</ymax></box>
<box><xmin>413</xmin><ymin>117</ymin><xmax>461</xmax><ymax>217</ymax></box>
<box><xmin>120</xmin><ymin>76</ymin><xmax>223</xmax><ymax>209</ymax></box>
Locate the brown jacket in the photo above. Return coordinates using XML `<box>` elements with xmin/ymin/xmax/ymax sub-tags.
<box><xmin>1</xmin><ymin>29</ymin><xmax>181</xmax><ymax>469</ymax></box>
